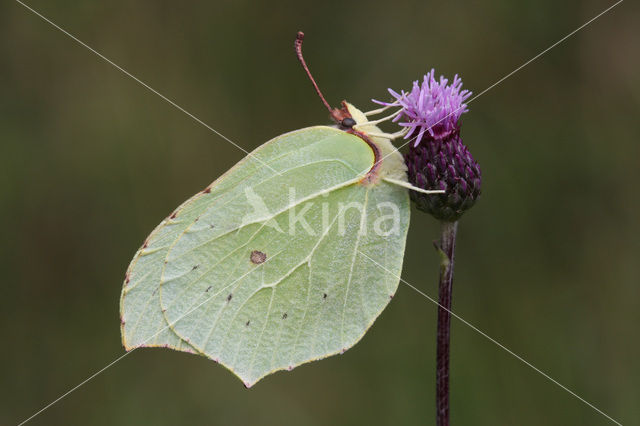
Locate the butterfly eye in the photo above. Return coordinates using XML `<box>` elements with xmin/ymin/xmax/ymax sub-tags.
<box><xmin>341</xmin><ymin>117</ymin><xmax>356</xmax><ymax>128</ymax></box>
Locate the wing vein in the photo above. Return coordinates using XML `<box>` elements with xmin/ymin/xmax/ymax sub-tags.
<box><xmin>340</xmin><ymin>189</ymin><xmax>370</xmax><ymax>349</ymax></box>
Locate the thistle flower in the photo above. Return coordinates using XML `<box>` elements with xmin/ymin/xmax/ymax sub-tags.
<box><xmin>370</xmin><ymin>69</ymin><xmax>482</xmax><ymax>425</ymax></box>
<box><xmin>376</xmin><ymin>70</ymin><xmax>481</xmax><ymax>221</ymax></box>
<box><xmin>374</xmin><ymin>69</ymin><xmax>471</xmax><ymax>146</ymax></box>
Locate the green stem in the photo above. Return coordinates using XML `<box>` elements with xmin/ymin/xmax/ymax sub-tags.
<box><xmin>436</xmin><ymin>220</ymin><xmax>458</xmax><ymax>426</ymax></box>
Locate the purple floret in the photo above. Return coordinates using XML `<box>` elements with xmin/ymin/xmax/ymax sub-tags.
<box><xmin>374</xmin><ymin>69</ymin><xmax>471</xmax><ymax>146</ymax></box>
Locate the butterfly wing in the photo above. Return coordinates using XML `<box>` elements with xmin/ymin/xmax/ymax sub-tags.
<box><xmin>120</xmin><ymin>124</ymin><xmax>410</xmax><ymax>386</ymax></box>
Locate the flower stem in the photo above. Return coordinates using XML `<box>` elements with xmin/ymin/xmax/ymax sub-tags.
<box><xmin>436</xmin><ymin>220</ymin><xmax>458</xmax><ymax>426</ymax></box>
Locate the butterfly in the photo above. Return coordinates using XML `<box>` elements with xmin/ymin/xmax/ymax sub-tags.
<box><xmin>120</xmin><ymin>32</ymin><xmax>439</xmax><ymax>387</ymax></box>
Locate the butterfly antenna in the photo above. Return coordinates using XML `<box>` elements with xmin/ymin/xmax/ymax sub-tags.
<box><xmin>295</xmin><ymin>32</ymin><xmax>335</xmax><ymax>117</ymax></box>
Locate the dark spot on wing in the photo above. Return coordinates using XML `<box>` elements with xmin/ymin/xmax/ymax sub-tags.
<box><xmin>203</xmin><ymin>187</ymin><xmax>211</xmax><ymax>194</ymax></box>
<box><xmin>282</xmin><ymin>313</ymin><xmax>288</xmax><ymax>319</ymax></box>
<box><xmin>250</xmin><ymin>250</ymin><xmax>267</xmax><ymax>264</ymax></box>
<box><xmin>246</xmin><ymin>320</ymin><xmax>251</xmax><ymax>326</ymax></box>
<box><xmin>210</xmin><ymin>224</ymin><xmax>215</xmax><ymax>229</ymax></box>
<box><xmin>125</xmin><ymin>273</ymin><xmax>130</xmax><ymax>285</ymax></box>
<box><xmin>142</xmin><ymin>240</ymin><xmax>149</xmax><ymax>249</ymax></box>
<box><xmin>323</xmin><ymin>293</ymin><xmax>327</xmax><ymax>300</ymax></box>
<box><xmin>192</xmin><ymin>265</ymin><xmax>199</xmax><ymax>271</ymax></box>
<box><xmin>169</xmin><ymin>212</ymin><xmax>178</xmax><ymax>219</ymax></box>
<box><xmin>205</xmin><ymin>286</ymin><xmax>212</xmax><ymax>292</ymax></box>
<box><xmin>227</xmin><ymin>293</ymin><xmax>233</xmax><ymax>302</ymax></box>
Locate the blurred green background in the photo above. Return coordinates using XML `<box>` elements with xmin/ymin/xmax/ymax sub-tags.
<box><xmin>1</xmin><ymin>0</ymin><xmax>638</xmax><ymax>424</ymax></box>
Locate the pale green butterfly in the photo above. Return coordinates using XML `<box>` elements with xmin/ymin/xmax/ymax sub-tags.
<box><xmin>119</xmin><ymin>32</ymin><xmax>440</xmax><ymax>387</ymax></box>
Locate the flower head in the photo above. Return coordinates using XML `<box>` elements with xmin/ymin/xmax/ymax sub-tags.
<box><xmin>372</xmin><ymin>69</ymin><xmax>479</xmax><ymax>221</ymax></box>
<box><xmin>374</xmin><ymin>69</ymin><xmax>471</xmax><ymax>146</ymax></box>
